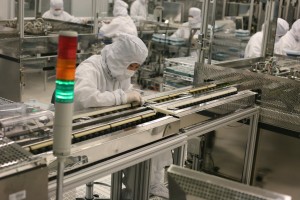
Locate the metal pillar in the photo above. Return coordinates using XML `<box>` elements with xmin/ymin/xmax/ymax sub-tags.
<box><xmin>242</xmin><ymin>112</ymin><xmax>259</xmax><ymax>184</ymax></box>
<box><xmin>284</xmin><ymin>0</ymin><xmax>291</xmax><ymax>19</ymax></box>
<box><xmin>92</xmin><ymin>0</ymin><xmax>98</xmax><ymax>34</ymax></box>
<box><xmin>184</xmin><ymin>107</ymin><xmax>260</xmax><ymax>184</ymax></box>
<box><xmin>173</xmin><ymin>144</ymin><xmax>186</xmax><ymax>167</ymax></box>
<box><xmin>296</xmin><ymin>0</ymin><xmax>300</xmax><ymax>19</ymax></box>
<box><xmin>111</xmin><ymin>172</ymin><xmax>122</xmax><ymax>200</ymax></box>
<box><xmin>18</xmin><ymin>0</ymin><xmax>24</xmax><ymax>38</ymax></box>
<box><xmin>222</xmin><ymin>0</ymin><xmax>227</xmax><ymax>19</ymax></box>
<box><xmin>85</xmin><ymin>182</ymin><xmax>94</xmax><ymax>200</ymax></box>
<box><xmin>261</xmin><ymin>0</ymin><xmax>272</xmax><ymax>58</ymax></box>
<box><xmin>207</xmin><ymin>0</ymin><xmax>217</xmax><ymax>64</ymax></box>
<box><xmin>120</xmin><ymin>160</ymin><xmax>151</xmax><ymax>200</ymax></box>
<box><xmin>278</xmin><ymin>0</ymin><xmax>283</xmax><ymax>18</ymax></box>
<box><xmin>248</xmin><ymin>0</ymin><xmax>255</xmax><ymax>32</ymax></box>
<box><xmin>134</xmin><ymin>160</ymin><xmax>151</xmax><ymax>200</ymax></box>
<box><xmin>56</xmin><ymin>157</ymin><xmax>66</xmax><ymax>200</ymax></box>
<box><xmin>193</xmin><ymin>0</ymin><xmax>210</xmax><ymax>86</ymax></box>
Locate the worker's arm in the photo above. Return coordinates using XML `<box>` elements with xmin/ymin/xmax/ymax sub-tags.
<box><xmin>74</xmin><ymin>64</ymin><xmax>127</xmax><ymax>109</ymax></box>
<box><xmin>99</xmin><ymin>19</ymin><xmax>122</xmax><ymax>38</ymax></box>
<box><xmin>170</xmin><ymin>28</ymin><xmax>184</xmax><ymax>38</ymax></box>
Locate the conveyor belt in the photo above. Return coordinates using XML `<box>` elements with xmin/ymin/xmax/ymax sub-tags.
<box><xmin>150</xmin><ymin>87</ymin><xmax>238</xmax><ymax>116</ymax></box>
<box><xmin>73</xmin><ymin>103</ymin><xmax>140</xmax><ymax>120</ymax></box>
<box><xmin>147</xmin><ymin>83</ymin><xmax>232</xmax><ymax>103</ymax></box>
<box><xmin>148</xmin><ymin>84</ymin><xmax>217</xmax><ymax>103</ymax></box>
<box><xmin>174</xmin><ymin>87</ymin><xmax>238</xmax><ymax>109</ymax></box>
<box><xmin>1</xmin><ymin>103</ymin><xmax>142</xmax><ymax>144</ymax></box>
<box><xmin>23</xmin><ymin>111</ymin><xmax>163</xmax><ymax>155</ymax></box>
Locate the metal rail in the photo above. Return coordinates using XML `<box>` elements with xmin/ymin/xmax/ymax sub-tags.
<box><xmin>48</xmin><ymin>134</ymin><xmax>187</xmax><ymax>198</ymax></box>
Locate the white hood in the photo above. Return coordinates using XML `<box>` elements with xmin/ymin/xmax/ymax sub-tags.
<box><xmin>290</xmin><ymin>19</ymin><xmax>300</xmax><ymax>42</ymax></box>
<box><xmin>276</xmin><ymin>18</ymin><xmax>289</xmax><ymax>37</ymax></box>
<box><xmin>101</xmin><ymin>34</ymin><xmax>148</xmax><ymax>81</ymax></box>
<box><xmin>113</xmin><ymin>0</ymin><xmax>128</xmax><ymax>17</ymax></box>
<box><xmin>50</xmin><ymin>0</ymin><xmax>64</xmax><ymax>16</ymax></box>
<box><xmin>188</xmin><ymin>7</ymin><xmax>201</xmax><ymax>28</ymax></box>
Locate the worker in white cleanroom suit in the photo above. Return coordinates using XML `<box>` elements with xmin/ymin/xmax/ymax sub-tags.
<box><xmin>244</xmin><ymin>25</ymin><xmax>264</xmax><ymax>58</ymax></box>
<box><xmin>42</xmin><ymin>0</ymin><xmax>85</xmax><ymax>24</ymax></box>
<box><xmin>74</xmin><ymin>34</ymin><xmax>171</xmax><ymax>199</ymax></box>
<box><xmin>171</xmin><ymin>7</ymin><xmax>202</xmax><ymax>39</ymax></box>
<box><xmin>274</xmin><ymin>18</ymin><xmax>289</xmax><ymax>44</ymax></box>
<box><xmin>74</xmin><ymin>34</ymin><xmax>146</xmax><ymax>110</ymax></box>
<box><xmin>245</xmin><ymin>18</ymin><xmax>290</xmax><ymax>58</ymax></box>
<box><xmin>275</xmin><ymin>19</ymin><xmax>300</xmax><ymax>55</ymax></box>
<box><xmin>170</xmin><ymin>7</ymin><xmax>201</xmax><ymax>57</ymax></box>
<box><xmin>99</xmin><ymin>0</ymin><xmax>137</xmax><ymax>38</ymax></box>
<box><xmin>130</xmin><ymin>0</ymin><xmax>148</xmax><ymax>23</ymax></box>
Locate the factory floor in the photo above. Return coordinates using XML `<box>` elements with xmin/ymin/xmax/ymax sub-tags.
<box><xmin>23</xmin><ymin>72</ymin><xmax>300</xmax><ymax>200</ymax></box>
<box><xmin>207</xmin><ymin>125</ymin><xmax>300</xmax><ymax>200</ymax></box>
<box><xmin>49</xmin><ymin>176</ymin><xmax>111</xmax><ymax>200</ymax></box>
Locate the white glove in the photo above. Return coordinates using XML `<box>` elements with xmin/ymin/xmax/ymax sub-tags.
<box><xmin>126</xmin><ymin>91</ymin><xmax>143</xmax><ymax>105</ymax></box>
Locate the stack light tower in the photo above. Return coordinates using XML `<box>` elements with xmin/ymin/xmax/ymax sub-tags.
<box><xmin>53</xmin><ymin>31</ymin><xmax>78</xmax><ymax>200</ymax></box>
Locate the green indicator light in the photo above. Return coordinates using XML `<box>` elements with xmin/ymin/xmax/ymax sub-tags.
<box><xmin>55</xmin><ymin>80</ymin><xmax>75</xmax><ymax>103</ymax></box>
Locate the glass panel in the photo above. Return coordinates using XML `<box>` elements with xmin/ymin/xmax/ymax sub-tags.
<box><xmin>24</xmin><ymin>0</ymin><xmax>36</xmax><ymax>18</ymax></box>
<box><xmin>37</xmin><ymin>0</ymin><xmax>94</xmax><ymax>34</ymax></box>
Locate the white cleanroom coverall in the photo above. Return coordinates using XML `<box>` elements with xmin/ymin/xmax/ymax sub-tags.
<box><xmin>245</xmin><ymin>18</ymin><xmax>290</xmax><ymax>58</ymax></box>
<box><xmin>275</xmin><ymin>19</ymin><xmax>300</xmax><ymax>55</ymax></box>
<box><xmin>42</xmin><ymin>0</ymin><xmax>85</xmax><ymax>24</ymax></box>
<box><xmin>275</xmin><ymin>18</ymin><xmax>289</xmax><ymax>44</ymax></box>
<box><xmin>74</xmin><ymin>33</ymin><xmax>148</xmax><ymax>111</ymax></box>
<box><xmin>171</xmin><ymin>7</ymin><xmax>202</xmax><ymax>39</ymax></box>
<box><xmin>244</xmin><ymin>31</ymin><xmax>263</xmax><ymax>58</ymax></box>
<box><xmin>170</xmin><ymin>7</ymin><xmax>202</xmax><ymax>57</ymax></box>
<box><xmin>244</xmin><ymin>23</ymin><xmax>266</xmax><ymax>58</ymax></box>
<box><xmin>100</xmin><ymin>0</ymin><xmax>137</xmax><ymax>38</ymax></box>
<box><xmin>130</xmin><ymin>0</ymin><xmax>148</xmax><ymax>22</ymax></box>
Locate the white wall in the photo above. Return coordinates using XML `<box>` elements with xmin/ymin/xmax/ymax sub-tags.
<box><xmin>71</xmin><ymin>0</ymin><xmax>109</xmax><ymax>17</ymax></box>
<box><xmin>71</xmin><ymin>0</ymin><xmax>93</xmax><ymax>17</ymax></box>
<box><xmin>97</xmin><ymin>0</ymin><xmax>109</xmax><ymax>16</ymax></box>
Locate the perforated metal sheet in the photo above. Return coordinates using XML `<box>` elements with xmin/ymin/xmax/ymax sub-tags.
<box><xmin>209</xmin><ymin>95</ymin><xmax>256</xmax><ymax>115</ymax></box>
<box><xmin>199</xmin><ymin>64</ymin><xmax>300</xmax><ymax>132</ymax></box>
<box><xmin>0</xmin><ymin>97</ymin><xmax>13</xmax><ymax>105</ymax></box>
<box><xmin>0</xmin><ymin>137</ymin><xmax>31</xmax><ymax>168</ymax></box>
<box><xmin>168</xmin><ymin>165</ymin><xmax>291</xmax><ymax>200</ymax></box>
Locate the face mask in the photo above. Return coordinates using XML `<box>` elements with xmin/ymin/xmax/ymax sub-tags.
<box><xmin>125</xmin><ymin>69</ymin><xmax>135</xmax><ymax>77</ymax></box>
<box><xmin>116</xmin><ymin>70</ymin><xmax>135</xmax><ymax>81</ymax></box>
<box><xmin>53</xmin><ymin>10</ymin><xmax>63</xmax><ymax>16</ymax></box>
<box><xmin>188</xmin><ymin>17</ymin><xmax>197</xmax><ymax>26</ymax></box>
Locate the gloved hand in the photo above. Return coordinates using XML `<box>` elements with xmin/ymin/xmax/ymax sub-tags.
<box><xmin>126</xmin><ymin>91</ymin><xmax>143</xmax><ymax>105</ymax></box>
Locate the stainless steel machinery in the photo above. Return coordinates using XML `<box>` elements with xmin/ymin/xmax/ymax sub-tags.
<box><xmin>249</xmin><ymin>56</ymin><xmax>300</xmax><ymax>81</ymax></box>
<box><xmin>192</xmin><ymin>61</ymin><xmax>300</xmax><ymax>199</ymax></box>
<box><xmin>0</xmin><ymin>0</ymin><xmax>101</xmax><ymax>102</ymax></box>
<box><xmin>168</xmin><ymin>165</ymin><xmax>291</xmax><ymax>200</ymax></box>
<box><xmin>0</xmin><ymin>137</ymin><xmax>48</xmax><ymax>200</ymax></box>
<box><xmin>0</xmin><ymin>82</ymin><xmax>258</xmax><ymax>199</ymax></box>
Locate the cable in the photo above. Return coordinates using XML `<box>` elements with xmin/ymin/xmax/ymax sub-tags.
<box><xmin>93</xmin><ymin>182</ymin><xmax>111</xmax><ymax>188</ymax></box>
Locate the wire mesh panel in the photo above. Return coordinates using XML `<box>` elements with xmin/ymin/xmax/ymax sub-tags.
<box><xmin>168</xmin><ymin>165</ymin><xmax>291</xmax><ymax>200</ymax></box>
<box><xmin>0</xmin><ymin>97</ymin><xmax>13</xmax><ymax>105</ymax></box>
<box><xmin>0</xmin><ymin>137</ymin><xmax>31</xmax><ymax>168</ymax></box>
<box><xmin>199</xmin><ymin>64</ymin><xmax>300</xmax><ymax>132</ymax></box>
